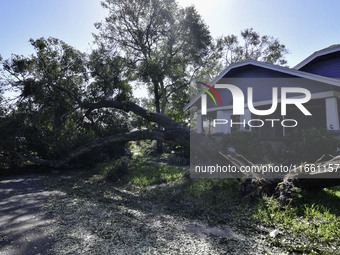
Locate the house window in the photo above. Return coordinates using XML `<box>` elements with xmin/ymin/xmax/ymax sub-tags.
<box><xmin>251</xmin><ymin>104</ymin><xmax>283</xmax><ymax>139</ymax></box>
<box><xmin>285</xmin><ymin>99</ymin><xmax>325</xmax><ymax>136</ymax></box>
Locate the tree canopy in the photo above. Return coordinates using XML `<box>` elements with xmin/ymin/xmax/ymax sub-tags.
<box><xmin>217</xmin><ymin>28</ymin><xmax>288</xmax><ymax>66</ymax></box>
<box><xmin>95</xmin><ymin>0</ymin><xmax>214</xmax><ymax>119</ymax></box>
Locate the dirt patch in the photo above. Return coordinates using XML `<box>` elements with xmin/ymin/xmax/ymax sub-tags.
<box><xmin>185</xmin><ymin>224</ymin><xmax>243</xmax><ymax>240</ymax></box>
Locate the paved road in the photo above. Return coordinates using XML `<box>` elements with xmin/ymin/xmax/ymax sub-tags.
<box><xmin>0</xmin><ymin>174</ymin><xmax>55</xmax><ymax>255</ymax></box>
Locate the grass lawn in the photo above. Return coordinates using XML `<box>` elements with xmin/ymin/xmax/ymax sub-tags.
<box><xmin>252</xmin><ymin>187</ymin><xmax>340</xmax><ymax>254</ymax></box>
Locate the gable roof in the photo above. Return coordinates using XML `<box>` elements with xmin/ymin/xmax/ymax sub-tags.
<box><xmin>184</xmin><ymin>59</ymin><xmax>340</xmax><ymax>111</ymax></box>
<box><xmin>293</xmin><ymin>44</ymin><xmax>340</xmax><ymax>70</ymax></box>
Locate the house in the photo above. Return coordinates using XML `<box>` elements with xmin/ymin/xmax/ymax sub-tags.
<box><xmin>185</xmin><ymin>45</ymin><xmax>340</xmax><ymax>140</ymax></box>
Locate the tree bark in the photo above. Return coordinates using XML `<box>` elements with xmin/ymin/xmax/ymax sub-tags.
<box><xmin>83</xmin><ymin>100</ymin><xmax>186</xmax><ymax>131</ymax></box>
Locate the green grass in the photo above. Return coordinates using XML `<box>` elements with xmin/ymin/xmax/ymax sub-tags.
<box><xmin>325</xmin><ymin>186</ymin><xmax>340</xmax><ymax>198</ymax></box>
<box><xmin>183</xmin><ymin>178</ymin><xmax>244</xmax><ymax>214</ymax></box>
<box><xmin>252</xmin><ymin>187</ymin><xmax>340</xmax><ymax>254</ymax></box>
<box><xmin>126</xmin><ymin>160</ymin><xmax>187</xmax><ymax>186</ymax></box>
<box><xmin>95</xmin><ymin>158</ymin><xmax>188</xmax><ymax>187</ymax></box>
<box><xmin>94</xmin><ymin>157</ymin><xmax>243</xmax><ymax>211</ymax></box>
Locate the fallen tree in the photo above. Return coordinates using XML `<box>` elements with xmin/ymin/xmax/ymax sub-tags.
<box><xmin>7</xmin><ymin>96</ymin><xmax>190</xmax><ymax>168</ymax></box>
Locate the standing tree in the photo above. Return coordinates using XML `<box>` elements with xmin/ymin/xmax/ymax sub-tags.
<box><xmin>217</xmin><ymin>28</ymin><xmax>289</xmax><ymax>66</ymax></box>
<box><xmin>94</xmin><ymin>0</ymin><xmax>214</xmax><ymax>153</ymax></box>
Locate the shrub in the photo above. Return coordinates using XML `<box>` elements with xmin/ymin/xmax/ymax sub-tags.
<box><xmin>221</xmin><ymin>131</ymin><xmax>266</xmax><ymax>163</ymax></box>
<box><xmin>134</xmin><ymin>140</ymin><xmax>158</xmax><ymax>156</ymax></box>
<box><xmin>280</xmin><ymin>128</ymin><xmax>338</xmax><ymax>164</ymax></box>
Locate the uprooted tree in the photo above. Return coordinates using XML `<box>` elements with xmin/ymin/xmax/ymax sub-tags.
<box><xmin>0</xmin><ymin>37</ymin><xmax>191</xmax><ymax>169</ymax></box>
<box><xmin>0</xmin><ymin>36</ymin><xmax>280</xmax><ymax>169</ymax></box>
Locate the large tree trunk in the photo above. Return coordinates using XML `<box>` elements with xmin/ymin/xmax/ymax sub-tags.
<box><xmin>152</xmin><ymin>80</ymin><xmax>164</xmax><ymax>154</ymax></box>
<box><xmin>13</xmin><ymin>99</ymin><xmax>245</xmax><ymax>170</ymax></box>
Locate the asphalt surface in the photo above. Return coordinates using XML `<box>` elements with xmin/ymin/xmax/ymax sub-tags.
<box><xmin>0</xmin><ymin>174</ymin><xmax>55</xmax><ymax>255</ymax></box>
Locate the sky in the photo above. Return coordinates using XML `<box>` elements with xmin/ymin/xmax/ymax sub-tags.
<box><xmin>0</xmin><ymin>0</ymin><xmax>108</xmax><ymax>59</ymax></box>
<box><xmin>1</xmin><ymin>0</ymin><xmax>340</xmax><ymax>68</ymax></box>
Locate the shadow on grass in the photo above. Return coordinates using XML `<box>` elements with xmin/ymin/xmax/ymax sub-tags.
<box><xmin>40</xmin><ymin>160</ymin><xmax>267</xmax><ymax>254</ymax></box>
<box><xmin>291</xmin><ymin>186</ymin><xmax>340</xmax><ymax>217</ymax></box>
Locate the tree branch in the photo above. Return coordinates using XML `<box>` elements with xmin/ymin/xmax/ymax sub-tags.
<box><xmin>84</xmin><ymin>99</ymin><xmax>187</xmax><ymax>131</ymax></box>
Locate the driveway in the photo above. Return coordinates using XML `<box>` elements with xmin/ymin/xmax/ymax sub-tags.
<box><xmin>0</xmin><ymin>174</ymin><xmax>55</xmax><ymax>255</ymax></box>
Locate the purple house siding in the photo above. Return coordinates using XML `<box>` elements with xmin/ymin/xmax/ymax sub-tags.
<box><xmin>299</xmin><ymin>52</ymin><xmax>340</xmax><ymax>78</ymax></box>
<box><xmin>202</xmin><ymin>65</ymin><xmax>335</xmax><ymax>109</ymax></box>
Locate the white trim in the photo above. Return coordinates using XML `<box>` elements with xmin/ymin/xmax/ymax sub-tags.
<box><xmin>293</xmin><ymin>45</ymin><xmax>340</xmax><ymax>70</ymax></box>
<box><xmin>325</xmin><ymin>97</ymin><xmax>340</xmax><ymax>130</ymax></box>
<box><xmin>184</xmin><ymin>59</ymin><xmax>340</xmax><ymax>111</ymax></box>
